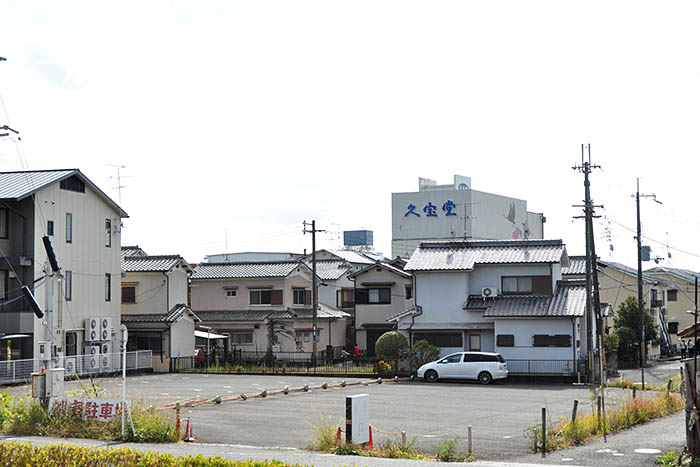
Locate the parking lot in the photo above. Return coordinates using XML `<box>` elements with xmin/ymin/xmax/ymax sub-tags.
<box><xmin>9</xmin><ymin>372</ymin><xmax>663</xmax><ymax>460</ymax></box>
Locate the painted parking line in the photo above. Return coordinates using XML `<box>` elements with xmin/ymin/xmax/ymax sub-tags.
<box><xmin>634</xmin><ymin>448</ymin><xmax>661</xmax><ymax>454</ymax></box>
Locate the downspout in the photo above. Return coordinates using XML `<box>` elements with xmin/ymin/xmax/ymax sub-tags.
<box><xmin>163</xmin><ymin>272</ymin><xmax>170</xmax><ymax>312</ymax></box>
<box><xmin>351</xmin><ymin>275</ymin><xmax>356</xmax><ymax>346</ymax></box>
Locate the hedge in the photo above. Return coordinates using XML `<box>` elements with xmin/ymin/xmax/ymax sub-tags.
<box><xmin>0</xmin><ymin>441</ymin><xmax>304</xmax><ymax>467</ymax></box>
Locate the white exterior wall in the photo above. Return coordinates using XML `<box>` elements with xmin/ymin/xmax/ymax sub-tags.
<box><xmin>121</xmin><ymin>272</ymin><xmax>168</xmax><ymax>315</ymax></box>
<box><xmin>32</xmin><ymin>181</ymin><xmax>122</xmax><ymax>358</ymax></box>
<box><xmin>167</xmin><ymin>267</ymin><xmax>189</xmax><ymax>306</ymax></box>
<box><xmin>493</xmin><ymin>318</ymin><xmax>578</xmax><ymax>360</ymax></box>
<box><xmin>414</xmin><ymin>271</ymin><xmax>479</xmax><ymax>322</ymax></box>
<box><xmin>319</xmin><ymin>274</ymin><xmax>353</xmax><ymax>308</ymax></box>
<box><xmin>469</xmin><ymin>264</ymin><xmax>553</xmax><ymax>295</ymax></box>
<box><xmin>170</xmin><ymin>315</ymin><xmax>196</xmax><ymax>357</ymax></box>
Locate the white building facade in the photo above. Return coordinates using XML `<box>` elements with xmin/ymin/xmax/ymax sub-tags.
<box><xmin>391</xmin><ymin>175</ymin><xmax>545</xmax><ymax>258</ymax></box>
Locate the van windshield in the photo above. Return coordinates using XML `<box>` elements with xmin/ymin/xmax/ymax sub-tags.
<box><xmin>497</xmin><ymin>354</ymin><xmax>505</xmax><ymax>363</ymax></box>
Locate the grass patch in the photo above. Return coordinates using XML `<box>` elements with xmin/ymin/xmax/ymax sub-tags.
<box><xmin>0</xmin><ymin>392</ymin><xmax>176</xmax><ymax>442</ymax></box>
<box><xmin>433</xmin><ymin>437</ymin><xmax>476</xmax><ymax>462</ymax></box>
<box><xmin>607</xmin><ymin>374</ymin><xmax>682</xmax><ymax>393</ymax></box>
<box><xmin>526</xmin><ymin>392</ymin><xmax>683</xmax><ymax>451</ymax></box>
<box><xmin>305</xmin><ymin>413</ymin><xmax>467</xmax><ymax>461</ymax></box>
<box><xmin>0</xmin><ymin>441</ymin><xmax>307</xmax><ymax>466</ymax></box>
<box><xmin>656</xmin><ymin>450</ymin><xmax>700</xmax><ymax>466</ymax></box>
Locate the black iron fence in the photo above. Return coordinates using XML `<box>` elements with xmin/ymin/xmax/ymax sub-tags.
<box><xmin>171</xmin><ymin>349</ymin><xmax>380</xmax><ymax>377</ymax></box>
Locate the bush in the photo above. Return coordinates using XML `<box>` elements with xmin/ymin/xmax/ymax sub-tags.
<box><xmin>0</xmin><ymin>394</ymin><xmax>176</xmax><ymax>443</ymax></box>
<box><xmin>375</xmin><ymin>331</ymin><xmax>408</xmax><ymax>361</ymax></box>
<box><xmin>0</xmin><ymin>441</ymin><xmax>307</xmax><ymax>466</ymax></box>
<box><xmin>432</xmin><ymin>437</ymin><xmax>473</xmax><ymax>462</ymax></box>
<box><xmin>410</xmin><ymin>339</ymin><xmax>440</xmax><ymax>369</ymax></box>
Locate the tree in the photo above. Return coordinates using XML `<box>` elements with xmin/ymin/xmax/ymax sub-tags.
<box><xmin>375</xmin><ymin>331</ymin><xmax>408</xmax><ymax>361</ymax></box>
<box><xmin>265</xmin><ymin>318</ymin><xmax>296</xmax><ymax>360</ymax></box>
<box><xmin>613</xmin><ymin>296</ymin><xmax>658</xmax><ymax>364</ymax></box>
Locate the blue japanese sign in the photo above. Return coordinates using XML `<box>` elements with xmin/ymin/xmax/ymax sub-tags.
<box><xmin>405</xmin><ymin>200</ymin><xmax>458</xmax><ymax>218</ymax></box>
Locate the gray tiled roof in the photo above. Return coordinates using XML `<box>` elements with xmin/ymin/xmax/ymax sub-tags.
<box><xmin>405</xmin><ymin>240</ymin><xmax>566</xmax><ymax>271</ymax></box>
<box><xmin>0</xmin><ymin>169</ymin><xmax>128</xmax><ymax>217</ymax></box>
<box><xmin>307</xmin><ymin>260</ymin><xmax>352</xmax><ymax>281</ymax></box>
<box><xmin>466</xmin><ymin>280</ymin><xmax>586</xmax><ymax>318</ymax></box>
<box><xmin>562</xmin><ymin>256</ymin><xmax>586</xmax><ymax>276</ymax></box>
<box><xmin>122</xmin><ymin>255</ymin><xmax>187</xmax><ymax>272</ymax></box>
<box><xmin>194</xmin><ymin>310</ymin><xmax>274</xmax><ymax>321</ymax></box>
<box><xmin>121</xmin><ymin>304</ymin><xmax>199</xmax><ymax>323</ymax></box>
<box><xmin>192</xmin><ymin>261</ymin><xmax>304</xmax><ymax>279</ymax></box>
<box><xmin>122</xmin><ymin>246</ymin><xmax>148</xmax><ymax>258</ymax></box>
<box><xmin>349</xmin><ymin>260</ymin><xmax>413</xmax><ymax>279</ymax></box>
<box><xmin>548</xmin><ymin>281</ymin><xmax>587</xmax><ymax>317</ymax></box>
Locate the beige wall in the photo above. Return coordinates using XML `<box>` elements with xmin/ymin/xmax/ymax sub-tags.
<box><xmin>191</xmin><ymin>269</ymin><xmax>313</xmax><ymax>310</ymax></box>
<box><xmin>645</xmin><ymin>271</ymin><xmax>695</xmax><ymax>346</ymax></box>
<box><xmin>354</xmin><ymin>266</ymin><xmax>413</xmax><ymax>351</ymax></box>
<box><xmin>121</xmin><ymin>267</ymin><xmax>189</xmax><ymax>315</ymax></box>
<box><xmin>32</xmin><ymin>181</ymin><xmax>123</xmax><ymax>358</ymax></box>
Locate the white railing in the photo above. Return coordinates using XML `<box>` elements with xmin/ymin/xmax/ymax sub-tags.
<box><xmin>0</xmin><ymin>351</ymin><xmax>153</xmax><ymax>385</ymax></box>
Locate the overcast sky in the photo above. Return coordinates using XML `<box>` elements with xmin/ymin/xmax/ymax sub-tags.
<box><xmin>0</xmin><ymin>1</ymin><xmax>698</xmax><ymax>270</ymax></box>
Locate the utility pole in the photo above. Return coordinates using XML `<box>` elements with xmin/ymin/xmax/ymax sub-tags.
<box><xmin>634</xmin><ymin>178</ymin><xmax>661</xmax><ymax>384</ymax></box>
<box><xmin>573</xmin><ymin>144</ymin><xmax>603</xmax><ymax>384</ymax></box>
<box><xmin>303</xmin><ymin>220</ymin><xmax>325</xmax><ymax>360</ymax></box>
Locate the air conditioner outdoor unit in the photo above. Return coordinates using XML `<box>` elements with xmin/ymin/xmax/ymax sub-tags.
<box><xmin>100</xmin><ymin>354</ymin><xmax>111</xmax><ymax>371</ymax></box>
<box><xmin>88</xmin><ymin>344</ymin><xmax>101</xmax><ymax>356</ymax></box>
<box><xmin>85</xmin><ymin>318</ymin><xmax>99</xmax><ymax>342</ymax></box>
<box><xmin>100</xmin><ymin>317</ymin><xmax>112</xmax><ymax>342</ymax></box>
<box><xmin>64</xmin><ymin>357</ymin><xmax>77</xmax><ymax>376</ymax></box>
<box><xmin>481</xmin><ymin>287</ymin><xmax>498</xmax><ymax>298</ymax></box>
<box><xmin>101</xmin><ymin>342</ymin><xmax>111</xmax><ymax>356</ymax></box>
<box><xmin>86</xmin><ymin>355</ymin><xmax>99</xmax><ymax>372</ymax></box>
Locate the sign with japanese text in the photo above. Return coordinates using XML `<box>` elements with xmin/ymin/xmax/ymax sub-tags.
<box><xmin>49</xmin><ymin>397</ymin><xmax>123</xmax><ymax>422</ymax></box>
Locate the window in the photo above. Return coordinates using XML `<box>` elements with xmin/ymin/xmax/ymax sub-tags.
<box><xmin>469</xmin><ymin>334</ymin><xmax>481</xmax><ymax>351</ymax></box>
<box><xmin>249</xmin><ymin>289</ymin><xmax>282</xmax><ymax>305</ymax></box>
<box><xmin>225</xmin><ymin>289</ymin><xmax>237</xmax><ymax>298</ymax></box>
<box><xmin>414</xmin><ymin>332</ymin><xmax>463</xmax><ymax>348</ymax></box>
<box><xmin>405</xmin><ymin>285</ymin><xmax>413</xmax><ymax>300</ymax></box>
<box><xmin>122</xmin><ymin>285</ymin><xmax>136</xmax><ymax>303</ymax></box>
<box><xmin>293</xmin><ymin>288</ymin><xmax>309</xmax><ymax>306</ymax></box>
<box><xmin>668</xmin><ymin>322</ymin><xmax>679</xmax><ymax>334</ymax></box>
<box><xmin>497</xmin><ymin>334</ymin><xmax>514</xmax><ymax>347</ymax></box>
<box><xmin>0</xmin><ymin>208</ymin><xmax>8</xmax><ymax>239</ymax></box>
<box><xmin>105</xmin><ymin>219</ymin><xmax>111</xmax><ymax>247</ymax></box>
<box><xmin>441</xmin><ymin>354</ymin><xmax>463</xmax><ymax>363</ymax></box>
<box><xmin>296</xmin><ymin>331</ymin><xmax>311</xmax><ymax>344</ymax></box>
<box><xmin>65</xmin><ymin>213</ymin><xmax>72</xmax><ymax>243</ymax></box>
<box><xmin>230</xmin><ymin>332</ymin><xmax>253</xmax><ymax>345</ymax></box>
<box><xmin>65</xmin><ymin>271</ymin><xmax>72</xmax><ymax>301</ymax></box>
<box><xmin>105</xmin><ymin>273</ymin><xmax>111</xmax><ymax>302</ymax></box>
<box><xmin>47</xmin><ymin>220</ymin><xmax>54</xmax><ymax>236</ymax></box>
<box><xmin>0</xmin><ymin>270</ymin><xmax>8</xmax><ymax>300</ymax></box>
<box><xmin>502</xmin><ymin>276</ymin><xmax>533</xmax><ymax>294</ymax></box>
<box><xmin>337</xmin><ymin>288</ymin><xmax>354</xmax><ymax>308</ymax></box>
<box><xmin>65</xmin><ymin>332</ymin><xmax>77</xmax><ymax>356</ymax></box>
<box><xmin>668</xmin><ymin>290</ymin><xmax>678</xmax><ymax>302</ymax></box>
<box><xmin>533</xmin><ymin>334</ymin><xmax>571</xmax><ymax>347</ymax></box>
<box><xmin>356</xmin><ymin>288</ymin><xmax>391</xmax><ymax>304</ymax></box>
<box><xmin>59</xmin><ymin>175</ymin><xmax>85</xmax><ymax>193</ymax></box>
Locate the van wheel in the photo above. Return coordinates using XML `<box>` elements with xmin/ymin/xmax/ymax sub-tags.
<box><xmin>478</xmin><ymin>371</ymin><xmax>492</xmax><ymax>385</ymax></box>
<box><xmin>425</xmin><ymin>370</ymin><xmax>439</xmax><ymax>383</ymax></box>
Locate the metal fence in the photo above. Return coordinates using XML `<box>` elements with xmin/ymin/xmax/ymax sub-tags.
<box><xmin>506</xmin><ymin>359</ymin><xmax>583</xmax><ymax>376</ymax></box>
<box><xmin>0</xmin><ymin>351</ymin><xmax>153</xmax><ymax>385</ymax></box>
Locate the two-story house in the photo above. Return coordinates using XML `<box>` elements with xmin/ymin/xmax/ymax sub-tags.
<box><xmin>190</xmin><ymin>261</ymin><xmax>349</xmax><ymax>355</ymax></box>
<box><xmin>0</xmin><ymin>169</ymin><xmax>126</xmax><ymax>366</ymax></box>
<box><xmin>646</xmin><ymin>266</ymin><xmax>700</xmax><ymax>349</ymax></box>
<box><xmin>120</xmin><ymin>246</ymin><xmax>199</xmax><ymax>371</ymax></box>
<box><xmin>349</xmin><ymin>259</ymin><xmax>414</xmax><ymax>355</ymax></box>
<box><xmin>563</xmin><ymin>256</ymin><xmax>675</xmax><ymax>357</ymax></box>
<box><xmin>392</xmin><ymin>239</ymin><xmax>587</xmax><ymax>376</ymax></box>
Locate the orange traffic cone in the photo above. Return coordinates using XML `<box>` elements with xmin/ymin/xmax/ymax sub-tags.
<box><xmin>336</xmin><ymin>426</ymin><xmax>341</xmax><ymax>443</ymax></box>
<box><xmin>367</xmin><ymin>425</ymin><xmax>373</xmax><ymax>449</ymax></box>
<box><xmin>184</xmin><ymin>418</ymin><xmax>195</xmax><ymax>442</ymax></box>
